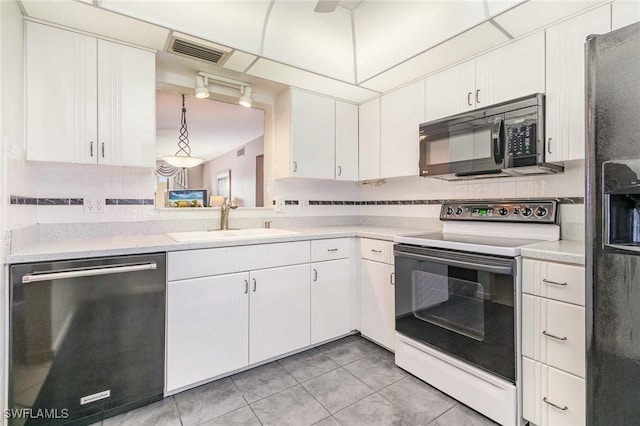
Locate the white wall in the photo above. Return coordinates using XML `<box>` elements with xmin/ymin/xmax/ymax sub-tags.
<box><xmin>1</xmin><ymin>0</ymin><xmax>26</xmax><ymax>420</ymax></box>
<box><xmin>202</xmin><ymin>136</ymin><xmax>264</xmax><ymax>207</ymax></box>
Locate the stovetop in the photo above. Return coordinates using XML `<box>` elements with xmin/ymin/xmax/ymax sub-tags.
<box><xmin>394</xmin><ymin>200</ymin><xmax>560</xmax><ymax>257</ymax></box>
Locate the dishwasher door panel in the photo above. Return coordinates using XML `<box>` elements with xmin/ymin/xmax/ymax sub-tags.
<box><xmin>9</xmin><ymin>253</ymin><xmax>166</xmax><ymax>425</ymax></box>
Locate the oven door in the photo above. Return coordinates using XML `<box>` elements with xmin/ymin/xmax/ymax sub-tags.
<box><xmin>394</xmin><ymin>244</ymin><xmax>516</xmax><ymax>382</ymax></box>
<box><xmin>419</xmin><ymin>113</ymin><xmax>505</xmax><ymax>178</ymax></box>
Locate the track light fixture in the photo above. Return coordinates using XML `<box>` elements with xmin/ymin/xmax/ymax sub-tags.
<box><xmin>195</xmin><ymin>76</ymin><xmax>209</xmax><ymax>99</ymax></box>
<box><xmin>196</xmin><ymin>71</ymin><xmax>253</xmax><ymax>108</ymax></box>
<box><xmin>239</xmin><ymin>86</ymin><xmax>252</xmax><ymax>108</ymax></box>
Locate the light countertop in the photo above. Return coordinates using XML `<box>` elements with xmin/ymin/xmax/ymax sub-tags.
<box><xmin>521</xmin><ymin>240</ymin><xmax>585</xmax><ymax>265</ymax></box>
<box><xmin>5</xmin><ymin>226</ymin><xmax>426</xmax><ymax>264</ymax></box>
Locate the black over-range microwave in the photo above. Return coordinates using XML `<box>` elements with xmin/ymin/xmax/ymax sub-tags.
<box><xmin>419</xmin><ymin>93</ymin><xmax>563</xmax><ymax>180</ymax></box>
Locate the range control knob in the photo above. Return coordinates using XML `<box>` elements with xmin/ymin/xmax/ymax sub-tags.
<box><xmin>445</xmin><ymin>206</ymin><xmax>454</xmax><ymax>215</ymax></box>
<box><xmin>512</xmin><ymin>207</ymin><xmax>520</xmax><ymax>215</ymax></box>
<box><xmin>522</xmin><ymin>207</ymin><xmax>533</xmax><ymax>217</ymax></box>
<box><xmin>535</xmin><ymin>207</ymin><xmax>548</xmax><ymax>218</ymax></box>
<box><xmin>455</xmin><ymin>207</ymin><xmax>464</xmax><ymax>216</ymax></box>
<box><xmin>498</xmin><ymin>207</ymin><xmax>509</xmax><ymax>216</ymax></box>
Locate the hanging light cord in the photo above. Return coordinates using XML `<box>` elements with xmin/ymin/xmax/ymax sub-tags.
<box><xmin>175</xmin><ymin>94</ymin><xmax>192</xmax><ymax>157</ymax></box>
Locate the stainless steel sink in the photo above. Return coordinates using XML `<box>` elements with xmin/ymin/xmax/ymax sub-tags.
<box><xmin>166</xmin><ymin>228</ymin><xmax>299</xmax><ymax>242</ymax></box>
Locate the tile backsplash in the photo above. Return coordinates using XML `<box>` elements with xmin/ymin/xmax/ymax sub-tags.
<box><xmin>6</xmin><ymin>158</ymin><xmax>586</xmax><ymax>240</ymax></box>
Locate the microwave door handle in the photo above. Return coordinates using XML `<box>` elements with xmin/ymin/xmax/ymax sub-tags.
<box><xmin>492</xmin><ymin>116</ymin><xmax>504</xmax><ymax>163</ymax></box>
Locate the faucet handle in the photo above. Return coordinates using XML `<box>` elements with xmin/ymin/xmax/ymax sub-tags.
<box><xmin>264</xmin><ymin>221</ymin><xmax>272</xmax><ymax>229</ymax></box>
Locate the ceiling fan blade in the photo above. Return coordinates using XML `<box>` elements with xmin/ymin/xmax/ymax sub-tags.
<box><xmin>314</xmin><ymin>0</ymin><xmax>339</xmax><ymax>13</ymax></box>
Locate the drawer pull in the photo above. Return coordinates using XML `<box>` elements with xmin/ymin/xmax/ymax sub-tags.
<box><xmin>543</xmin><ymin>278</ymin><xmax>568</xmax><ymax>286</ymax></box>
<box><xmin>543</xmin><ymin>397</ymin><xmax>568</xmax><ymax>411</ymax></box>
<box><xmin>327</xmin><ymin>248</ymin><xmax>338</xmax><ymax>252</ymax></box>
<box><xmin>543</xmin><ymin>330</ymin><xmax>567</xmax><ymax>341</ymax></box>
<box><xmin>371</xmin><ymin>249</ymin><xmax>383</xmax><ymax>253</ymax></box>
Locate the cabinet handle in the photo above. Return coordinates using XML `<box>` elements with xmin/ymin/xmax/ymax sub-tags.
<box><xmin>337</xmin><ymin>165</ymin><xmax>342</xmax><ymax>176</ymax></box>
<box><xmin>252</xmin><ymin>277</ymin><xmax>257</xmax><ymax>292</ymax></box>
<box><xmin>542</xmin><ymin>278</ymin><xmax>567</xmax><ymax>286</ymax></box>
<box><xmin>293</xmin><ymin>161</ymin><xmax>298</xmax><ymax>173</ymax></box>
<box><xmin>90</xmin><ymin>141</ymin><xmax>94</xmax><ymax>157</ymax></box>
<box><xmin>371</xmin><ymin>249</ymin><xmax>382</xmax><ymax>253</ymax></box>
<box><xmin>244</xmin><ymin>279</ymin><xmax>249</xmax><ymax>294</ymax></box>
<box><xmin>543</xmin><ymin>397</ymin><xmax>568</xmax><ymax>411</ymax></box>
<box><xmin>101</xmin><ymin>142</ymin><xmax>105</xmax><ymax>158</ymax></box>
<box><xmin>547</xmin><ymin>137</ymin><xmax>552</xmax><ymax>154</ymax></box>
<box><xmin>327</xmin><ymin>248</ymin><xmax>338</xmax><ymax>252</ymax></box>
<box><xmin>475</xmin><ymin>89</ymin><xmax>480</xmax><ymax>104</ymax></box>
<box><xmin>313</xmin><ymin>269</ymin><xmax>318</xmax><ymax>282</ymax></box>
<box><xmin>467</xmin><ymin>92</ymin><xmax>472</xmax><ymax>106</ymax></box>
<box><xmin>390</xmin><ymin>272</ymin><xmax>395</xmax><ymax>285</ymax></box>
<box><xmin>542</xmin><ymin>330</ymin><xmax>567</xmax><ymax>341</ymax></box>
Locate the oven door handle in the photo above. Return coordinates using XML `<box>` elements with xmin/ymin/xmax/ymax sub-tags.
<box><xmin>394</xmin><ymin>250</ymin><xmax>513</xmax><ymax>275</ymax></box>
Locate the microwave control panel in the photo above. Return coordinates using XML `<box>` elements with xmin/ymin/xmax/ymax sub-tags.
<box><xmin>507</xmin><ymin>124</ymin><xmax>536</xmax><ymax>158</ymax></box>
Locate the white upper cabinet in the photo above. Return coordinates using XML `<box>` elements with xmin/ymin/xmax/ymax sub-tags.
<box><xmin>26</xmin><ymin>22</ymin><xmax>156</xmax><ymax>167</ymax></box>
<box><xmin>276</xmin><ymin>89</ymin><xmax>360</xmax><ymax>180</ymax></box>
<box><xmin>424</xmin><ymin>32</ymin><xmax>544</xmax><ymax>122</ymax></box>
<box><xmin>612</xmin><ymin>0</ymin><xmax>640</xmax><ymax>30</ymax></box>
<box><xmin>97</xmin><ymin>39</ymin><xmax>156</xmax><ymax>167</ymax></box>
<box><xmin>358</xmin><ymin>98</ymin><xmax>381</xmax><ymax>181</ymax></box>
<box><xmin>335</xmin><ymin>101</ymin><xmax>359</xmax><ymax>181</ymax></box>
<box><xmin>380</xmin><ymin>80</ymin><xmax>425</xmax><ymax>178</ymax></box>
<box><xmin>424</xmin><ymin>61</ymin><xmax>475</xmax><ymax>122</ymax></box>
<box><xmin>290</xmin><ymin>90</ymin><xmax>336</xmax><ymax>179</ymax></box>
<box><xmin>545</xmin><ymin>5</ymin><xmax>610</xmax><ymax>162</ymax></box>
<box><xmin>475</xmin><ymin>31</ymin><xmax>545</xmax><ymax>107</ymax></box>
<box><xmin>26</xmin><ymin>21</ymin><xmax>97</xmax><ymax>164</ymax></box>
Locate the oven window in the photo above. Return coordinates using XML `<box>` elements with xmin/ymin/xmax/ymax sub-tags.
<box><xmin>395</xmin><ymin>250</ymin><xmax>516</xmax><ymax>382</ymax></box>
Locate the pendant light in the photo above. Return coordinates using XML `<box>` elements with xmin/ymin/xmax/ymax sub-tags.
<box><xmin>162</xmin><ymin>94</ymin><xmax>204</xmax><ymax>168</ymax></box>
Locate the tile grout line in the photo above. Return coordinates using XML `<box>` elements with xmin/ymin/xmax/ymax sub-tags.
<box><xmin>425</xmin><ymin>402</ymin><xmax>460</xmax><ymax>426</ymax></box>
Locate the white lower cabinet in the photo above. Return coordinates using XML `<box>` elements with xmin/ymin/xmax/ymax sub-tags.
<box><xmin>359</xmin><ymin>238</ymin><xmax>395</xmax><ymax>350</ymax></box>
<box><xmin>167</xmin><ymin>273</ymin><xmax>249</xmax><ymax>392</ymax></box>
<box><xmin>249</xmin><ymin>264</ymin><xmax>311</xmax><ymax>364</ymax></box>
<box><xmin>523</xmin><ymin>357</ymin><xmax>585</xmax><ymax>426</ymax></box>
<box><xmin>311</xmin><ymin>259</ymin><xmax>352</xmax><ymax>344</ymax></box>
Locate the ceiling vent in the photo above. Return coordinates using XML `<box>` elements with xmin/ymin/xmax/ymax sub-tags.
<box><xmin>168</xmin><ymin>34</ymin><xmax>230</xmax><ymax>65</ymax></box>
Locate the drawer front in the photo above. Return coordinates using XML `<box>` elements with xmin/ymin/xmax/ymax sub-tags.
<box><xmin>360</xmin><ymin>238</ymin><xmax>393</xmax><ymax>263</ymax></box>
<box><xmin>522</xmin><ymin>294</ymin><xmax>585</xmax><ymax>378</ymax></box>
<box><xmin>168</xmin><ymin>241</ymin><xmax>311</xmax><ymax>281</ymax></box>
<box><xmin>523</xmin><ymin>259</ymin><xmax>585</xmax><ymax>306</ymax></box>
<box><xmin>523</xmin><ymin>357</ymin><xmax>585</xmax><ymax>426</ymax></box>
<box><xmin>311</xmin><ymin>238</ymin><xmax>351</xmax><ymax>262</ymax></box>
<box><xmin>168</xmin><ymin>245</ymin><xmax>256</xmax><ymax>281</ymax></box>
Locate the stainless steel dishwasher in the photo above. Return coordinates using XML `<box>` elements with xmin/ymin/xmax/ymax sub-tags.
<box><xmin>9</xmin><ymin>253</ymin><xmax>166</xmax><ymax>425</ymax></box>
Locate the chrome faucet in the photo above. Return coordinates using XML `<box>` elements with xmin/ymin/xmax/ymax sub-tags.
<box><xmin>220</xmin><ymin>197</ymin><xmax>238</xmax><ymax>230</ymax></box>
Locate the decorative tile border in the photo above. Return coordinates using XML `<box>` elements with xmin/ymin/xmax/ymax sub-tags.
<box><xmin>10</xmin><ymin>196</ymin><xmax>154</xmax><ymax>206</ymax></box>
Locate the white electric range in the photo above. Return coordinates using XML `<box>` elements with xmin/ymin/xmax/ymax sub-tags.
<box><xmin>393</xmin><ymin>199</ymin><xmax>560</xmax><ymax>426</ymax></box>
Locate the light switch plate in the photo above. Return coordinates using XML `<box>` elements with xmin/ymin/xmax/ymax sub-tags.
<box><xmin>274</xmin><ymin>196</ymin><xmax>285</xmax><ymax>213</ymax></box>
<box><xmin>84</xmin><ymin>198</ymin><xmax>104</xmax><ymax>214</ymax></box>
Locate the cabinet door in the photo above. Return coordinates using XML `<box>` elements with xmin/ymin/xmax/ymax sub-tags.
<box><xmin>249</xmin><ymin>264</ymin><xmax>311</xmax><ymax>364</ymax></box>
<box><xmin>358</xmin><ymin>98</ymin><xmax>381</xmax><ymax>180</ymax></box>
<box><xmin>290</xmin><ymin>90</ymin><xmax>335</xmax><ymax>179</ymax></box>
<box><xmin>97</xmin><ymin>40</ymin><xmax>156</xmax><ymax>167</ymax></box>
<box><xmin>360</xmin><ymin>259</ymin><xmax>394</xmax><ymax>349</ymax></box>
<box><xmin>546</xmin><ymin>6</ymin><xmax>610</xmax><ymax>162</ymax></box>
<box><xmin>612</xmin><ymin>0</ymin><xmax>640</xmax><ymax>30</ymax></box>
<box><xmin>311</xmin><ymin>259</ymin><xmax>352</xmax><ymax>345</ymax></box>
<box><xmin>380</xmin><ymin>80</ymin><xmax>425</xmax><ymax>178</ymax></box>
<box><xmin>475</xmin><ymin>31</ymin><xmax>545</xmax><ymax>108</ymax></box>
<box><xmin>335</xmin><ymin>101</ymin><xmax>359</xmax><ymax>181</ymax></box>
<box><xmin>424</xmin><ymin>61</ymin><xmax>476</xmax><ymax>122</ymax></box>
<box><xmin>26</xmin><ymin>22</ymin><xmax>97</xmax><ymax>164</ymax></box>
<box><xmin>166</xmin><ymin>273</ymin><xmax>249</xmax><ymax>392</ymax></box>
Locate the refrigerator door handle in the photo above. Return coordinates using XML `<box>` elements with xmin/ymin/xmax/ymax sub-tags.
<box><xmin>22</xmin><ymin>262</ymin><xmax>157</xmax><ymax>283</ymax></box>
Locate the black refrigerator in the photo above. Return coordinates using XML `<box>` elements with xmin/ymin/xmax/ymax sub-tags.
<box><xmin>585</xmin><ymin>22</ymin><xmax>640</xmax><ymax>425</ymax></box>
